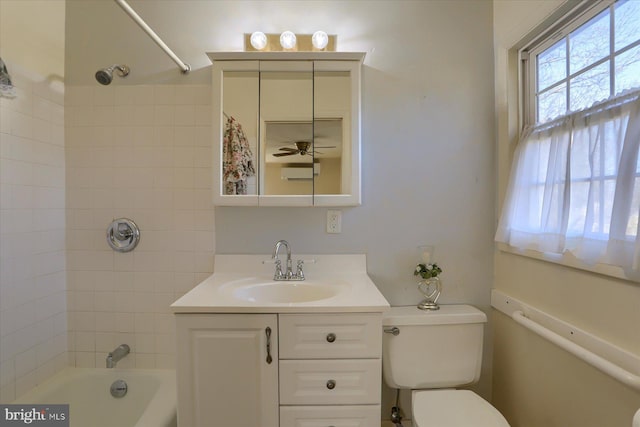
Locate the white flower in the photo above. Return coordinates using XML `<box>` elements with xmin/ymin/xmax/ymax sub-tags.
<box><xmin>426</xmin><ymin>264</ymin><xmax>433</xmax><ymax>270</ymax></box>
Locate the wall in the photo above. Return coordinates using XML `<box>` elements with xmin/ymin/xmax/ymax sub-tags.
<box><xmin>63</xmin><ymin>0</ymin><xmax>495</xmax><ymax>418</ymax></box>
<box><xmin>211</xmin><ymin>0</ymin><xmax>496</xmax><ymax>410</ymax></box>
<box><xmin>0</xmin><ymin>0</ymin><xmax>67</xmax><ymax>402</ymax></box>
<box><xmin>492</xmin><ymin>1</ymin><xmax>640</xmax><ymax>426</ymax></box>
<box><xmin>65</xmin><ymin>84</ymin><xmax>215</xmax><ymax>367</ymax></box>
<box><xmin>213</xmin><ymin>0</ymin><xmax>496</xmax><ymax>308</ymax></box>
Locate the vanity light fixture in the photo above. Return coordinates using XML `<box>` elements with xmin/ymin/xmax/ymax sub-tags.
<box><xmin>279</xmin><ymin>31</ymin><xmax>297</xmax><ymax>50</ymax></box>
<box><xmin>250</xmin><ymin>31</ymin><xmax>268</xmax><ymax>50</ymax></box>
<box><xmin>311</xmin><ymin>31</ymin><xmax>329</xmax><ymax>50</ymax></box>
<box><xmin>244</xmin><ymin>32</ymin><xmax>336</xmax><ymax>52</ymax></box>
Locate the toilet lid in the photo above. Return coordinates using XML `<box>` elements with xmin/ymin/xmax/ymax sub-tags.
<box><xmin>412</xmin><ymin>390</ymin><xmax>510</xmax><ymax>427</ymax></box>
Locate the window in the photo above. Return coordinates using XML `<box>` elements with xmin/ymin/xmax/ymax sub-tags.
<box><xmin>496</xmin><ymin>0</ymin><xmax>640</xmax><ymax>274</ymax></box>
<box><xmin>531</xmin><ymin>0</ymin><xmax>640</xmax><ymax>124</ymax></box>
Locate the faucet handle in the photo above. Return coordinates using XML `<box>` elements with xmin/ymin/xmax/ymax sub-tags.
<box><xmin>295</xmin><ymin>260</ymin><xmax>306</xmax><ymax>280</ymax></box>
<box><xmin>273</xmin><ymin>259</ymin><xmax>284</xmax><ymax>280</ymax></box>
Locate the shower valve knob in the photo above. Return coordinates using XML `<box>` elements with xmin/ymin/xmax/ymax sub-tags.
<box><xmin>106</xmin><ymin>218</ymin><xmax>140</xmax><ymax>252</ymax></box>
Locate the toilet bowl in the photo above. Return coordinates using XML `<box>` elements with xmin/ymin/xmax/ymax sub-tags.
<box><xmin>382</xmin><ymin>305</ymin><xmax>510</xmax><ymax>427</ymax></box>
<box><xmin>412</xmin><ymin>390</ymin><xmax>508</xmax><ymax>426</ymax></box>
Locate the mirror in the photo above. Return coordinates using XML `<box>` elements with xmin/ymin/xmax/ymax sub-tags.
<box><xmin>210</xmin><ymin>52</ymin><xmax>363</xmax><ymax>206</ymax></box>
<box><xmin>263</xmin><ymin>119</ymin><xmax>343</xmax><ymax>195</ymax></box>
<box><xmin>221</xmin><ymin>68</ymin><xmax>259</xmax><ymax>197</ymax></box>
<box><xmin>259</xmin><ymin>63</ymin><xmax>313</xmax><ymax>198</ymax></box>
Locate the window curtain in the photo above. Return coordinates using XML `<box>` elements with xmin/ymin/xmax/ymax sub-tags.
<box><xmin>496</xmin><ymin>90</ymin><xmax>640</xmax><ymax>271</ymax></box>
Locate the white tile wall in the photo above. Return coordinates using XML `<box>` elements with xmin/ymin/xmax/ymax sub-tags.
<box><xmin>65</xmin><ymin>84</ymin><xmax>215</xmax><ymax>369</ymax></box>
<box><xmin>0</xmin><ymin>65</ymin><xmax>67</xmax><ymax>402</ymax></box>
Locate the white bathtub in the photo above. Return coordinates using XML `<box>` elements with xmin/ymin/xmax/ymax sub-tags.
<box><xmin>12</xmin><ymin>368</ymin><xmax>176</xmax><ymax>427</ymax></box>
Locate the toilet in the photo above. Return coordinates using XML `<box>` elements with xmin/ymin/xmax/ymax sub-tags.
<box><xmin>382</xmin><ymin>305</ymin><xmax>510</xmax><ymax>427</ymax></box>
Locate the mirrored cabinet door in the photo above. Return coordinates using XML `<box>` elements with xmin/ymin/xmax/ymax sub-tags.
<box><xmin>214</xmin><ymin>60</ymin><xmax>260</xmax><ymax>206</ymax></box>
<box><xmin>210</xmin><ymin>52</ymin><xmax>364</xmax><ymax>207</ymax></box>
<box><xmin>259</xmin><ymin>61</ymin><xmax>314</xmax><ymax>205</ymax></box>
<box><xmin>313</xmin><ymin>61</ymin><xmax>360</xmax><ymax>206</ymax></box>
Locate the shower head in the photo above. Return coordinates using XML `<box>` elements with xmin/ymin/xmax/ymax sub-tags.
<box><xmin>95</xmin><ymin>64</ymin><xmax>130</xmax><ymax>85</ymax></box>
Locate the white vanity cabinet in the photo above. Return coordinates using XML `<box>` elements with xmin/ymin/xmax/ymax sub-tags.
<box><xmin>172</xmin><ymin>254</ymin><xmax>390</xmax><ymax>427</ymax></box>
<box><xmin>175</xmin><ymin>313</ymin><xmax>382</xmax><ymax>427</ymax></box>
<box><xmin>175</xmin><ymin>314</ymin><xmax>279</xmax><ymax>427</ymax></box>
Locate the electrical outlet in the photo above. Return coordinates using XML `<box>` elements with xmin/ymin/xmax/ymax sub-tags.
<box><xmin>326</xmin><ymin>210</ymin><xmax>342</xmax><ymax>234</ymax></box>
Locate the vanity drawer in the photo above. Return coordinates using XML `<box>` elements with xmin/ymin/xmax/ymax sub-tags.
<box><xmin>280</xmin><ymin>405</ymin><xmax>380</xmax><ymax>427</ymax></box>
<box><xmin>279</xmin><ymin>359</ymin><xmax>381</xmax><ymax>405</ymax></box>
<box><xmin>279</xmin><ymin>313</ymin><xmax>381</xmax><ymax>359</ymax></box>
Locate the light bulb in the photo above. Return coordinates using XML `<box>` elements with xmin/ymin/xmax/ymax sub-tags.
<box><xmin>312</xmin><ymin>31</ymin><xmax>329</xmax><ymax>49</ymax></box>
<box><xmin>250</xmin><ymin>32</ymin><xmax>267</xmax><ymax>50</ymax></box>
<box><xmin>280</xmin><ymin>31</ymin><xmax>297</xmax><ymax>49</ymax></box>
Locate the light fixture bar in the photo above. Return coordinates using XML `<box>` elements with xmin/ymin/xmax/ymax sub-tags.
<box><xmin>244</xmin><ymin>33</ymin><xmax>337</xmax><ymax>52</ymax></box>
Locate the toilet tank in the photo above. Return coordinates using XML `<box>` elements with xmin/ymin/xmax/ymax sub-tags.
<box><xmin>382</xmin><ymin>305</ymin><xmax>487</xmax><ymax>389</ymax></box>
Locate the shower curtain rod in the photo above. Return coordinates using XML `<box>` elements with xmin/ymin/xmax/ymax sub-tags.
<box><xmin>114</xmin><ymin>0</ymin><xmax>191</xmax><ymax>74</ymax></box>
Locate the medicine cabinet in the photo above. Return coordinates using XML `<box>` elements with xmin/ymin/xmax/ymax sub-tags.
<box><xmin>209</xmin><ymin>52</ymin><xmax>364</xmax><ymax>206</ymax></box>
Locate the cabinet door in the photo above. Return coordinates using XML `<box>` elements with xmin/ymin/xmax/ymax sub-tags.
<box><xmin>176</xmin><ymin>314</ymin><xmax>278</xmax><ymax>427</ymax></box>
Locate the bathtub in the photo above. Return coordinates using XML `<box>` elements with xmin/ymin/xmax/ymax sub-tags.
<box><xmin>12</xmin><ymin>368</ymin><xmax>176</xmax><ymax>427</ymax></box>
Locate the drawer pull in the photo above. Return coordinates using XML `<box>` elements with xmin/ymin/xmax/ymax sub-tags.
<box><xmin>326</xmin><ymin>379</ymin><xmax>336</xmax><ymax>390</ymax></box>
<box><xmin>326</xmin><ymin>333</ymin><xmax>336</xmax><ymax>343</ymax></box>
<box><xmin>384</xmin><ymin>327</ymin><xmax>400</xmax><ymax>336</ymax></box>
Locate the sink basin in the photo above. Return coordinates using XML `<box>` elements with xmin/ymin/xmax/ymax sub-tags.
<box><xmin>232</xmin><ymin>281</ymin><xmax>340</xmax><ymax>303</ymax></box>
<box><xmin>171</xmin><ymin>255</ymin><xmax>391</xmax><ymax>313</ymax></box>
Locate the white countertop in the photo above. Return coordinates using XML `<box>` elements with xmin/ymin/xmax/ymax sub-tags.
<box><xmin>171</xmin><ymin>254</ymin><xmax>390</xmax><ymax>314</ymax></box>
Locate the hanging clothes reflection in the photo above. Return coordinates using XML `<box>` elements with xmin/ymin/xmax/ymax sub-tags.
<box><xmin>223</xmin><ymin>114</ymin><xmax>255</xmax><ymax>195</ymax></box>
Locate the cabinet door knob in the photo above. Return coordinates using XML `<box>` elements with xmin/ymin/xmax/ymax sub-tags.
<box><xmin>326</xmin><ymin>333</ymin><xmax>336</xmax><ymax>343</ymax></box>
<box><xmin>326</xmin><ymin>379</ymin><xmax>336</xmax><ymax>390</ymax></box>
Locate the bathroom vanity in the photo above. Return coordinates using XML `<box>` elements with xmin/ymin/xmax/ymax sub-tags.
<box><xmin>171</xmin><ymin>254</ymin><xmax>389</xmax><ymax>427</ymax></box>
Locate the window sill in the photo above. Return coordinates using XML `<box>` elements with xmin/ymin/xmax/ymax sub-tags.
<box><xmin>496</xmin><ymin>242</ymin><xmax>639</xmax><ymax>283</ymax></box>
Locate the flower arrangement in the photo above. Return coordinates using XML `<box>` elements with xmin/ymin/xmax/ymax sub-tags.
<box><xmin>414</xmin><ymin>262</ymin><xmax>442</xmax><ymax>279</ymax></box>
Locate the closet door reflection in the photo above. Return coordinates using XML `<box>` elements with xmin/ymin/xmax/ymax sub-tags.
<box><xmin>222</xmin><ymin>69</ymin><xmax>259</xmax><ymax>196</ymax></box>
<box><xmin>259</xmin><ymin>62</ymin><xmax>314</xmax><ymax>199</ymax></box>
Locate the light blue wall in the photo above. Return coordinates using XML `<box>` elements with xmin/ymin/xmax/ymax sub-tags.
<box><xmin>212</xmin><ymin>1</ymin><xmax>496</xmax><ymax>403</ymax></box>
<box><xmin>214</xmin><ymin>1</ymin><xmax>496</xmax><ymax>310</ymax></box>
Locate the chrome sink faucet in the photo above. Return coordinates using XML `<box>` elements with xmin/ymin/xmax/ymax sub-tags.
<box><xmin>272</xmin><ymin>240</ymin><xmax>305</xmax><ymax>281</ymax></box>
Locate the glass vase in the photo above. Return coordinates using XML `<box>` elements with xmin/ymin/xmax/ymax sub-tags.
<box><xmin>417</xmin><ymin>276</ymin><xmax>442</xmax><ymax>311</ymax></box>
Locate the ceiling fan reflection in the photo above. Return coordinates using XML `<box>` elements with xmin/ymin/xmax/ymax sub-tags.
<box><xmin>273</xmin><ymin>141</ymin><xmax>336</xmax><ymax>157</ymax></box>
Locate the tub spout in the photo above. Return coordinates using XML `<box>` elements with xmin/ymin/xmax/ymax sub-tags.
<box><xmin>106</xmin><ymin>344</ymin><xmax>130</xmax><ymax>368</ymax></box>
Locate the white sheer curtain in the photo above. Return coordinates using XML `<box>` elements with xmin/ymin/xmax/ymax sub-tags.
<box><xmin>496</xmin><ymin>90</ymin><xmax>640</xmax><ymax>271</ymax></box>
